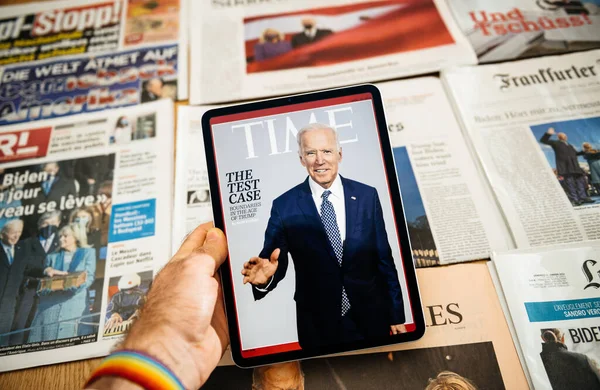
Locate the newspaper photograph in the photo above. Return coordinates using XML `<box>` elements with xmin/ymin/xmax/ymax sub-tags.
<box><xmin>0</xmin><ymin>99</ymin><xmax>174</xmax><ymax>372</ymax></box>
<box><xmin>447</xmin><ymin>0</ymin><xmax>600</xmax><ymax>63</ymax></box>
<box><xmin>202</xmin><ymin>262</ymin><xmax>529</xmax><ymax>389</ymax></box>
<box><xmin>494</xmin><ymin>242</ymin><xmax>600</xmax><ymax>390</ymax></box>
<box><xmin>442</xmin><ymin>49</ymin><xmax>600</xmax><ymax>248</ymax></box>
<box><xmin>378</xmin><ymin>77</ymin><xmax>512</xmax><ymax>266</ymax></box>
<box><xmin>0</xmin><ymin>0</ymin><xmax>188</xmax><ymax>126</ymax></box>
<box><xmin>189</xmin><ymin>0</ymin><xmax>476</xmax><ymax>104</ymax></box>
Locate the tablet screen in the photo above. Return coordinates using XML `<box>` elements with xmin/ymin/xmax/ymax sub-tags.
<box><xmin>206</xmin><ymin>89</ymin><xmax>421</xmax><ymax>362</ymax></box>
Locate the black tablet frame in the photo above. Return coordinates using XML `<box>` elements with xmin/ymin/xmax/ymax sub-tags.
<box><xmin>202</xmin><ymin>84</ymin><xmax>425</xmax><ymax>368</ymax></box>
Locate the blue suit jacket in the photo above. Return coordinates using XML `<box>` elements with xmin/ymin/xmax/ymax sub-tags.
<box><xmin>28</xmin><ymin>247</ymin><xmax>96</xmax><ymax>343</ymax></box>
<box><xmin>253</xmin><ymin>176</ymin><xmax>405</xmax><ymax>348</ymax></box>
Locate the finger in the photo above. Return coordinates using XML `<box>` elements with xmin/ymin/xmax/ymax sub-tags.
<box><xmin>179</xmin><ymin>228</ymin><xmax>229</xmax><ymax>278</ymax></box>
<box><xmin>174</xmin><ymin>222</ymin><xmax>214</xmax><ymax>259</ymax></box>
<box><xmin>243</xmin><ymin>262</ymin><xmax>254</xmax><ymax>269</ymax></box>
<box><xmin>248</xmin><ymin>258</ymin><xmax>259</xmax><ymax>265</ymax></box>
<box><xmin>243</xmin><ymin>276</ymin><xmax>250</xmax><ymax>284</ymax></box>
<box><xmin>391</xmin><ymin>326</ymin><xmax>397</xmax><ymax>335</ymax></box>
<box><xmin>241</xmin><ymin>269</ymin><xmax>249</xmax><ymax>276</ymax></box>
<box><xmin>192</xmin><ymin>228</ymin><xmax>228</xmax><ymax>273</ymax></box>
<box><xmin>270</xmin><ymin>248</ymin><xmax>281</xmax><ymax>263</ymax></box>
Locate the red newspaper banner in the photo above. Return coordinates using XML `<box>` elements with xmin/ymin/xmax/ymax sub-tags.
<box><xmin>0</xmin><ymin>126</ymin><xmax>52</xmax><ymax>163</ymax></box>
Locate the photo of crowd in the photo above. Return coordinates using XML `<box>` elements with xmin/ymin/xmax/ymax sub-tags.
<box><xmin>103</xmin><ymin>271</ymin><xmax>152</xmax><ymax>337</ymax></box>
<box><xmin>393</xmin><ymin>147</ymin><xmax>440</xmax><ymax>267</ymax></box>
<box><xmin>531</xmin><ymin>117</ymin><xmax>600</xmax><ymax>207</ymax></box>
<box><xmin>243</xmin><ymin>0</ymin><xmax>455</xmax><ymax>73</ymax></box>
<box><xmin>109</xmin><ymin>113</ymin><xmax>157</xmax><ymax>145</ymax></box>
<box><xmin>0</xmin><ymin>154</ymin><xmax>114</xmax><ymax>351</ymax></box>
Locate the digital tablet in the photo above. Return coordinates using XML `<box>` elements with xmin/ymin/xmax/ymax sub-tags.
<box><xmin>202</xmin><ymin>85</ymin><xmax>425</xmax><ymax>367</ymax></box>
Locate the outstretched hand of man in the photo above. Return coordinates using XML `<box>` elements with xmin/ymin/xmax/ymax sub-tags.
<box><xmin>242</xmin><ymin>248</ymin><xmax>280</xmax><ymax>286</ymax></box>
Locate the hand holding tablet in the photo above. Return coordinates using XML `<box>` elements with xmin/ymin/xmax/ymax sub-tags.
<box><xmin>202</xmin><ymin>85</ymin><xmax>425</xmax><ymax>367</ymax></box>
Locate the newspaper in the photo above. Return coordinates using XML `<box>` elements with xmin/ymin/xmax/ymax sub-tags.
<box><xmin>174</xmin><ymin>78</ymin><xmax>512</xmax><ymax>267</ymax></box>
<box><xmin>0</xmin><ymin>99</ymin><xmax>174</xmax><ymax>372</ymax></box>
<box><xmin>442</xmin><ymin>49</ymin><xmax>600</xmax><ymax>249</ymax></box>
<box><xmin>379</xmin><ymin>77</ymin><xmax>512</xmax><ymax>266</ymax></box>
<box><xmin>172</xmin><ymin>106</ymin><xmax>214</xmax><ymax>254</ymax></box>
<box><xmin>493</xmin><ymin>242</ymin><xmax>600</xmax><ymax>390</ymax></box>
<box><xmin>447</xmin><ymin>0</ymin><xmax>600</xmax><ymax>63</ymax></box>
<box><xmin>189</xmin><ymin>0</ymin><xmax>476</xmax><ymax>104</ymax></box>
<box><xmin>0</xmin><ymin>0</ymin><xmax>188</xmax><ymax>126</ymax></box>
<box><xmin>201</xmin><ymin>262</ymin><xmax>529</xmax><ymax>389</ymax></box>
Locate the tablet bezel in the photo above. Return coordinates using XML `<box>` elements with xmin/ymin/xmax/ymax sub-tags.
<box><xmin>202</xmin><ymin>84</ymin><xmax>425</xmax><ymax>368</ymax></box>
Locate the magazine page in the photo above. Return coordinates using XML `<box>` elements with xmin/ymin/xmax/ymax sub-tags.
<box><xmin>493</xmin><ymin>242</ymin><xmax>600</xmax><ymax>390</ymax></box>
<box><xmin>447</xmin><ymin>0</ymin><xmax>600</xmax><ymax>63</ymax></box>
<box><xmin>378</xmin><ymin>77</ymin><xmax>512</xmax><ymax>266</ymax></box>
<box><xmin>442</xmin><ymin>49</ymin><xmax>600</xmax><ymax>249</ymax></box>
<box><xmin>189</xmin><ymin>0</ymin><xmax>476</xmax><ymax>104</ymax></box>
<box><xmin>201</xmin><ymin>262</ymin><xmax>528</xmax><ymax>389</ymax></box>
<box><xmin>0</xmin><ymin>0</ymin><xmax>188</xmax><ymax>126</ymax></box>
<box><xmin>0</xmin><ymin>99</ymin><xmax>174</xmax><ymax>372</ymax></box>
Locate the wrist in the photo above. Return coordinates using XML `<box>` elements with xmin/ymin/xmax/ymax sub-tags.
<box><xmin>86</xmin><ymin>376</ymin><xmax>143</xmax><ymax>390</ymax></box>
<box><xmin>119</xmin><ymin>324</ymin><xmax>200</xmax><ymax>389</ymax></box>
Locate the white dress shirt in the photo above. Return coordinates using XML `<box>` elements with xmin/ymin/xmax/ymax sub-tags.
<box><xmin>40</xmin><ymin>233</ymin><xmax>55</xmax><ymax>253</ymax></box>
<box><xmin>309</xmin><ymin>174</ymin><xmax>346</xmax><ymax>242</ymax></box>
<box><xmin>304</xmin><ymin>26</ymin><xmax>317</xmax><ymax>39</ymax></box>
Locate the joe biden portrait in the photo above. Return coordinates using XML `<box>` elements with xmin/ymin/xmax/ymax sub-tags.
<box><xmin>242</xmin><ymin>123</ymin><xmax>406</xmax><ymax>349</ymax></box>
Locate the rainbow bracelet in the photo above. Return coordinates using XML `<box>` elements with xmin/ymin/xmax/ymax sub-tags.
<box><xmin>85</xmin><ymin>350</ymin><xmax>185</xmax><ymax>390</ymax></box>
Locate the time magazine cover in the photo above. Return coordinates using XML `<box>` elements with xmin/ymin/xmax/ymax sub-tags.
<box><xmin>207</xmin><ymin>94</ymin><xmax>419</xmax><ymax>357</ymax></box>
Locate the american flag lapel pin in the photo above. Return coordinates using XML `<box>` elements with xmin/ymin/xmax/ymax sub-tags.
<box><xmin>351</xmin><ymin>196</ymin><xmax>356</xmax><ymax>200</ymax></box>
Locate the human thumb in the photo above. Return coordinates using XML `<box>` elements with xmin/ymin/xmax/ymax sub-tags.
<box><xmin>270</xmin><ymin>248</ymin><xmax>281</xmax><ymax>263</ymax></box>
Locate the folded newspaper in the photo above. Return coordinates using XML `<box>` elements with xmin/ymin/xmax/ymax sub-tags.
<box><xmin>0</xmin><ymin>0</ymin><xmax>188</xmax><ymax>126</ymax></box>
<box><xmin>0</xmin><ymin>99</ymin><xmax>174</xmax><ymax>372</ymax></box>
<box><xmin>442</xmin><ymin>49</ymin><xmax>600</xmax><ymax>249</ymax></box>
<box><xmin>494</xmin><ymin>242</ymin><xmax>600</xmax><ymax>390</ymax></box>
<box><xmin>379</xmin><ymin>77</ymin><xmax>512</xmax><ymax>265</ymax></box>
<box><xmin>174</xmin><ymin>77</ymin><xmax>512</xmax><ymax>266</ymax></box>
<box><xmin>447</xmin><ymin>0</ymin><xmax>600</xmax><ymax>63</ymax></box>
<box><xmin>189</xmin><ymin>0</ymin><xmax>476</xmax><ymax>104</ymax></box>
<box><xmin>203</xmin><ymin>262</ymin><xmax>528</xmax><ymax>389</ymax></box>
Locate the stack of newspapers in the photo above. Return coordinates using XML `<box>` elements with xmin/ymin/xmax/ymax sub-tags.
<box><xmin>1</xmin><ymin>0</ymin><xmax>600</xmax><ymax>388</ymax></box>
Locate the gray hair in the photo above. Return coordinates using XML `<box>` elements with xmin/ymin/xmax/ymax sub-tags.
<box><xmin>297</xmin><ymin>123</ymin><xmax>340</xmax><ymax>155</ymax></box>
<box><xmin>1</xmin><ymin>219</ymin><xmax>24</xmax><ymax>234</ymax></box>
<box><xmin>37</xmin><ymin>210</ymin><xmax>62</xmax><ymax>228</ymax></box>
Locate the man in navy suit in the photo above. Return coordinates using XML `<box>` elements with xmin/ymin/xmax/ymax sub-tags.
<box><xmin>0</xmin><ymin>219</ymin><xmax>26</xmax><ymax>346</ymax></box>
<box><xmin>242</xmin><ymin>123</ymin><xmax>406</xmax><ymax>349</ymax></box>
<box><xmin>540</xmin><ymin>128</ymin><xmax>593</xmax><ymax>206</ymax></box>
